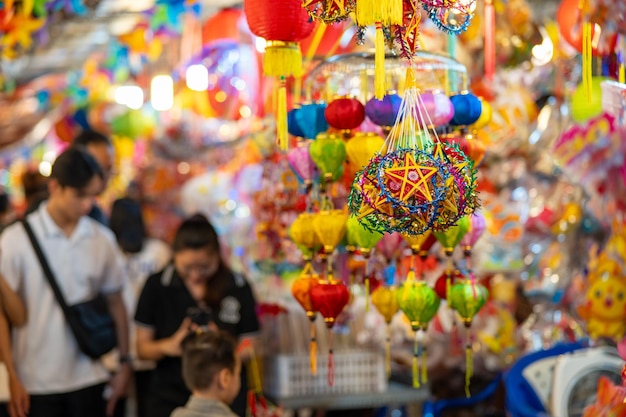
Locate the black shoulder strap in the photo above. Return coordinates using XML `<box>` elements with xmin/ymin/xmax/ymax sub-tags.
<box><xmin>21</xmin><ymin>219</ymin><xmax>71</xmax><ymax>313</ymax></box>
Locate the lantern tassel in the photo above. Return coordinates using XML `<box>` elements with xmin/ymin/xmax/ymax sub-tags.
<box><xmin>264</xmin><ymin>41</ymin><xmax>303</xmax><ymax>78</ymax></box>
<box><xmin>465</xmin><ymin>341</ymin><xmax>473</xmax><ymax>398</ymax></box>
<box><xmin>385</xmin><ymin>325</ymin><xmax>392</xmax><ymax>377</ymax></box>
<box><xmin>445</xmin><ymin>257</ymin><xmax>452</xmax><ymax>302</ymax></box>
<box><xmin>421</xmin><ymin>344</ymin><xmax>428</xmax><ymax>384</ymax></box>
<box><xmin>412</xmin><ymin>332</ymin><xmax>420</xmax><ymax>388</ymax></box>
<box><xmin>328</xmin><ymin>330</ymin><xmax>335</xmax><ymax>387</ymax></box>
<box><xmin>484</xmin><ymin>0</ymin><xmax>495</xmax><ymax>81</ymax></box>
<box><xmin>582</xmin><ymin>21</ymin><xmax>592</xmax><ymax>102</ymax></box>
<box><xmin>310</xmin><ymin>321</ymin><xmax>317</xmax><ymax>375</ymax></box>
<box><xmin>374</xmin><ymin>23</ymin><xmax>386</xmax><ymax>100</ymax></box>
<box><xmin>276</xmin><ymin>79</ymin><xmax>288</xmax><ymax>151</ymax></box>
<box><xmin>365</xmin><ymin>255</ymin><xmax>371</xmax><ymax>311</ymax></box>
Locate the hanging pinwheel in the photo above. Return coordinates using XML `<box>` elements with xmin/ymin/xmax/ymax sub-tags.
<box><xmin>371</xmin><ymin>285</ymin><xmax>399</xmax><ymax>376</ymax></box>
<box><xmin>448</xmin><ymin>273</ymin><xmax>488</xmax><ymax>397</ymax></box>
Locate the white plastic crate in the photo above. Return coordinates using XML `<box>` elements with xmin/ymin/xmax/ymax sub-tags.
<box><xmin>263</xmin><ymin>350</ymin><xmax>387</xmax><ymax>398</ymax></box>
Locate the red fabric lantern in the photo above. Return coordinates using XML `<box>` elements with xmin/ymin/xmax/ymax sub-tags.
<box><xmin>310</xmin><ymin>280</ymin><xmax>350</xmax><ymax>328</ymax></box>
<box><xmin>325</xmin><ymin>96</ymin><xmax>366</xmax><ymax>134</ymax></box>
<box><xmin>202</xmin><ymin>8</ymin><xmax>243</xmax><ymax>44</ymax></box>
<box><xmin>434</xmin><ymin>270</ymin><xmax>462</xmax><ymax>299</ymax></box>
<box><xmin>244</xmin><ymin>0</ymin><xmax>314</xmax><ymax>77</ymax></box>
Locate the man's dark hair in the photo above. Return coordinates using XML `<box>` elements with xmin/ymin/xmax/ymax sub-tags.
<box><xmin>181</xmin><ymin>330</ymin><xmax>237</xmax><ymax>392</ymax></box>
<box><xmin>72</xmin><ymin>129</ymin><xmax>112</xmax><ymax>148</ymax></box>
<box><xmin>0</xmin><ymin>192</ymin><xmax>9</xmax><ymax>214</ymax></box>
<box><xmin>110</xmin><ymin>197</ymin><xmax>146</xmax><ymax>253</ymax></box>
<box><xmin>173</xmin><ymin>213</ymin><xmax>220</xmax><ymax>254</ymax></box>
<box><xmin>50</xmin><ymin>147</ymin><xmax>104</xmax><ymax>189</ymax></box>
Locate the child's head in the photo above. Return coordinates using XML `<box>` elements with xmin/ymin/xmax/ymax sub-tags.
<box><xmin>181</xmin><ymin>330</ymin><xmax>241</xmax><ymax>404</ymax></box>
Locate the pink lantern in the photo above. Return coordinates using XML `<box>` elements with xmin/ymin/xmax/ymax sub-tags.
<box><xmin>460</xmin><ymin>211</ymin><xmax>486</xmax><ymax>255</ymax></box>
<box><xmin>376</xmin><ymin>232</ymin><xmax>406</xmax><ymax>261</ymax></box>
<box><xmin>420</xmin><ymin>90</ymin><xmax>455</xmax><ymax>127</ymax></box>
<box><xmin>287</xmin><ymin>140</ymin><xmax>316</xmax><ymax>186</ymax></box>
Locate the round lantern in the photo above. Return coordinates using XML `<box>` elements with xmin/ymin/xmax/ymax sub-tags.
<box><xmin>448</xmin><ymin>279</ymin><xmax>488</xmax><ymax>328</ymax></box>
<box><xmin>288</xmin><ymin>108</ymin><xmax>306</xmax><ymax>137</ymax></box>
<box><xmin>472</xmin><ymin>98</ymin><xmax>492</xmax><ymax>130</ymax></box>
<box><xmin>287</xmin><ymin>140</ymin><xmax>316</xmax><ymax>187</ymax></box>
<box><xmin>345</xmin><ymin>132</ymin><xmax>385</xmax><ymax>170</ymax></box>
<box><xmin>365</xmin><ymin>92</ymin><xmax>402</xmax><ymax>129</ymax></box>
<box><xmin>309</xmin><ymin>133</ymin><xmax>347</xmax><ymax>183</ymax></box>
<box><xmin>420</xmin><ymin>90</ymin><xmax>455</xmax><ymax>127</ymax></box>
<box><xmin>295</xmin><ymin>102</ymin><xmax>329</xmax><ymax>139</ymax></box>
<box><xmin>460</xmin><ymin>211</ymin><xmax>486</xmax><ymax>256</ymax></box>
<box><xmin>397</xmin><ymin>280</ymin><xmax>441</xmax><ymax>331</ymax></box>
<box><xmin>449</xmin><ymin>92</ymin><xmax>482</xmax><ymax>126</ymax></box>
<box><xmin>571</xmin><ymin>76</ymin><xmax>607</xmax><ymax>123</ymax></box>
<box><xmin>312</xmin><ymin>210</ymin><xmax>348</xmax><ymax>255</ymax></box>
<box><xmin>402</xmin><ymin>231</ymin><xmax>437</xmax><ymax>258</ymax></box>
<box><xmin>244</xmin><ymin>0</ymin><xmax>314</xmax><ymax>77</ymax></box>
<box><xmin>345</xmin><ymin>215</ymin><xmax>383</xmax><ymax>257</ymax></box>
<box><xmin>371</xmin><ymin>285</ymin><xmax>400</xmax><ymax>376</ymax></box>
<box><xmin>290</xmin><ymin>212</ymin><xmax>322</xmax><ymax>258</ymax></box>
<box><xmin>325</xmin><ymin>96</ymin><xmax>366</xmax><ymax>135</ymax></box>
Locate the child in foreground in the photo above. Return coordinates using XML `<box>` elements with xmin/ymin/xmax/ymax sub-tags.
<box><xmin>171</xmin><ymin>331</ymin><xmax>241</xmax><ymax>417</ymax></box>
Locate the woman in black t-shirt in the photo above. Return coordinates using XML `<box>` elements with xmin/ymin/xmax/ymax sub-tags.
<box><xmin>135</xmin><ymin>214</ymin><xmax>260</xmax><ymax>417</ymax></box>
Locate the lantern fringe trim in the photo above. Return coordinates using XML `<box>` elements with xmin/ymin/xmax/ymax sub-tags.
<box><xmin>355</xmin><ymin>0</ymin><xmax>402</xmax><ymax>25</ymax></box>
<box><xmin>277</xmin><ymin>80</ymin><xmax>288</xmax><ymax>150</ymax></box>
<box><xmin>374</xmin><ymin>24</ymin><xmax>386</xmax><ymax>99</ymax></box>
<box><xmin>264</xmin><ymin>41</ymin><xmax>303</xmax><ymax>77</ymax></box>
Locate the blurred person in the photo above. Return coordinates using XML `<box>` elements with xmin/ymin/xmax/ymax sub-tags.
<box><xmin>0</xmin><ymin>192</ymin><xmax>12</xmax><ymax>232</ymax></box>
<box><xmin>108</xmin><ymin>197</ymin><xmax>171</xmax><ymax>417</ymax></box>
<box><xmin>21</xmin><ymin>170</ymin><xmax>49</xmax><ymax>216</ymax></box>
<box><xmin>0</xmin><ymin>147</ymin><xmax>130</xmax><ymax>417</ymax></box>
<box><xmin>0</xmin><ymin>275</ymin><xmax>27</xmax><ymax>417</ymax></box>
<box><xmin>72</xmin><ymin>129</ymin><xmax>115</xmax><ymax>225</ymax></box>
<box><xmin>171</xmin><ymin>330</ymin><xmax>241</xmax><ymax>417</ymax></box>
<box><xmin>135</xmin><ymin>214</ymin><xmax>260</xmax><ymax>417</ymax></box>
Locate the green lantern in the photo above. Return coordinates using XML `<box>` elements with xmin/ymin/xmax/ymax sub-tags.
<box><xmin>448</xmin><ymin>279</ymin><xmax>489</xmax><ymax>328</ymax></box>
<box><xmin>309</xmin><ymin>133</ymin><xmax>347</xmax><ymax>182</ymax></box>
<box><xmin>397</xmin><ymin>280</ymin><xmax>441</xmax><ymax>332</ymax></box>
<box><xmin>345</xmin><ymin>215</ymin><xmax>383</xmax><ymax>256</ymax></box>
<box><xmin>433</xmin><ymin>215</ymin><xmax>471</xmax><ymax>256</ymax></box>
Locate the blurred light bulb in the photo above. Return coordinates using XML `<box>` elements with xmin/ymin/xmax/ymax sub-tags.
<box><xmin>186</xmin><ymin>65</ymin><xmax>209</xmax><ymax>91</ymax></box>
<box><xmin>38</xmin><ymin>161</ymin><xmax>52</xmax><ymax>177</ymax></box>
<box><xmin>114</xmin><ymin>85</ymin><xmax>144</xmax><ymax>109</ymax></box>
<box><xmin>255</xmin><ymin>37</ymin><xmax>266</xmax><ymax>53</ymax></box>
<box><xmin>151</xmin><ymin>75</ymin><xmax>174</xmax><ymax>111</ymax></box>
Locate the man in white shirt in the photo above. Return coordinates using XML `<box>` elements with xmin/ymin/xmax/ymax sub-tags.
<box><xmin>0</xmin><ymin>147</ymin><xmax>131</xmax><ymax>417</ymax></box>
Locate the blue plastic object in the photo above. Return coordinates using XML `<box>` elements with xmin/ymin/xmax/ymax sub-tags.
<box><xmin>504</xmin><ymin>342</ymin><xmax>585</xmax><ymax>417</ymax></box>
<box><xmin>422</xmin><ymin>373</ymin><xmax>503</xmax><ymax>417</ymax></box>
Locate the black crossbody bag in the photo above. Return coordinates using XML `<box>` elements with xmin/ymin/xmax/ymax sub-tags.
<box><xmin>21</xmin><ymin>219</ymin><xmax>117</xmax><ymax>359</ymax></box>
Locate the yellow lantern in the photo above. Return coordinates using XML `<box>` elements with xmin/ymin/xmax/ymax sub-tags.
<box><xmin>371</xmin><ymin>285</ymin><xmax>399</xmax><ymax>376</ymax></box>
<box><xmin>346</xmin><ymin>132</ymin><xmax>385</xmax><ymax>170</ymax></box>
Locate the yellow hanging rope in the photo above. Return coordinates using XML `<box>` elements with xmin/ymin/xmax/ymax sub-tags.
<box><xmin>412</xmin><ymin>332</ymin><xmax>420</xmax><ymax>388</ymax></box>
<box><xmin>374</xmin><ymin>23</ymin><xmax>386</xmax><ymax>99</ymax></box>
<box><xmin>276</xmin><ymin>79</ymin><xmax>288</xmax><ymax>151</ymax></box>
<box><xmin>310</xmin><ymin>322</ymin><xmax>317</xmax><ymax>375</ymax></box>
<box><xmin>385</xmin><ymin>325</ymin><xmax>392</xmax><ymax>377</ymax></box>
<box><xmin>421</xmin><ymin>342</ymin><xmax>428</xmax><ymax>384</ymax></box>
<box><xmin>464</xmin><ymin>332</ymin><xmax>473</xmax><ymax>398</ymax></box>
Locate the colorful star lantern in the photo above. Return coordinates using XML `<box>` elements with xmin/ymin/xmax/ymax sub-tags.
<box><xmin>397</xmin><ymin>269</ymin><xmax>441</xmax><ymax>388</ymax></box>
<box><xmin>448</xmin><ymin>275</ymin><xmax>488</xmax><ymax>397</ymax></box>
<box><xmin>371</xmin><ymin>285</ymin><xmax>399</xmax><ymax>376</ymax></box>
<box><xmin>303</xmin><ymin>0</ymin><xmax>354</xmax><ymax>23</ymax></box>
<box><xmin>423</xmin><ymin>0</ymin><xmax>476</xmax><ymax>35</ymax></box>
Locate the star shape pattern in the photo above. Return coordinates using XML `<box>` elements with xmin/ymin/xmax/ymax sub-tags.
<box><xmin>384</xmin><ymin>152</ymin><xmax>438</xmax><ymax>203</ymax></box>
<box><xmin>357</xmin><ymin>175</ymin><xmax>393</xmax><ymax>218</ymax></box>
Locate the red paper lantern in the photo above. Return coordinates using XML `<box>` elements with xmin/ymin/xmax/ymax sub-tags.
<box><xmin>434</xmin><ymin>270</ymin><xmax>463</xmax><ymax>299</ymax></box>
<box><xmin>325</xmin><ymin>96</ymin><xmax>366</xmax><ymax>133</ymax></box>
<box><xmin>310</xmin><ymin>280</ymin><xmax>350</xmax><ymax>328</ymax></box>
<box><xmin>244</xmin><ymin>0</ymin><xmax>314</xmax><ymax>77</ymax></box>
<box><xmin>556</xmin><ymin>0</ymin><xmax>617</xmax><ymax>56</ymax></box>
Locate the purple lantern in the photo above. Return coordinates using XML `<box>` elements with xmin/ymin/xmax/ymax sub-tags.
<box><xmin>287</xmin><ymin>140</ymin><xmax>316</xmax><ymax>186</ymax></box>
<box><xmin>420</xmin><ymin>90</ymin><xmax>455</xmax><ymax>127</ymax></box>
<box><xmin>460</xmin><ymin>211</ymin><xmax>486</xmax><ymax>255</ymax></box>
<box><xmin>365</xmin><ymin>92</ymin><xmax>402</xmax><ymax>128</ymax></box>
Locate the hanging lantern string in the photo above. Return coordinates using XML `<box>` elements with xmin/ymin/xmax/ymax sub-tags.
<box><xmin>328</xmin><ymin>329</ymin><xmax>335</xmax><ymax>386</ymax></box>
<box><xmin>385</xmin><ymin>323</ymin><xmax>392</xmax><ymax>377</ymax></box>
<box><xmin>412</xmin><ymin>329</ymin><xmax>421</xmax><ymax>388</ymax></box>
<box><xmin>421</xmin><ymin>329</ymin><xmax>428</xmax><ymax>384</ymax></box>
<box><xmin>310</xmin><ymin>320</ymin><xmax>318</xmax><ymax>375</ymax></box>
<box><xmin>415</xmin><ymin>89</ymin><xmax>441</xmax><ymax>143</ymax></box>
<box><xmin>464</xmin><ymin>327</ymin><xmax>473</xmax><ymax>398</ymax></box>
<box><xmin>581</xmin><ymin>0</ymin><xmax>592</xmax><ymax>102</ymax></box>
<box><xmin>365</xmin><ymin>252</ymin><xmax>371</xmax><ymax>311</ymax></box>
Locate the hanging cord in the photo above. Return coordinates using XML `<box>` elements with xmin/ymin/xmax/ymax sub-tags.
<box><xmin>385</xmin><ymin>323</ymin><xmax>392</xmax><ymax>377</ymax></box>
<box><xmin>364</xmin><ymin>252</ymin><xmax>371</xmax><ymax>311</ymax></box>
<box><xmin>310</xmin><ymin>318</ymin><xmax>317</xmax><ymax>375</ymax></box>
<box><xmin>327</xmin><ymin>330</ymin><xmax>335</xmax><ymax>386</ymax></box>
<box><xmin>464</xmin><ymin>326</ymin><xmax>473</xmax><ymax>398</ymax></box>
<box><xmin>412</xmin><ymin>330</ymin><xmax>421</xmax><ymax>388</ymax></box>
<box><xmin>420</xmin><ymin>329</ymin><xmax>428</xmax><ymax>384</ymax></box>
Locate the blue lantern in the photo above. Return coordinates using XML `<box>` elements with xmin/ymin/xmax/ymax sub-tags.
<box><xmin>450</xmin><ymin>92</ymin><xmax>482</xmax><ymax>126</ymax></box>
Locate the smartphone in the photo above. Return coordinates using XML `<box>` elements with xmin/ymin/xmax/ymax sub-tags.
<box><xmin>187</xmin><ymin>306</ymin><xmax>213</xmax><ymax>327</ymax></box>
